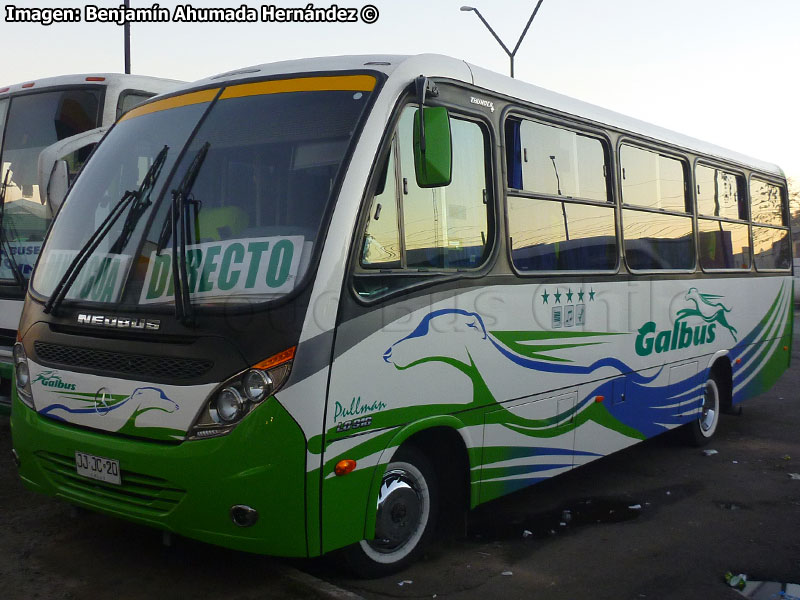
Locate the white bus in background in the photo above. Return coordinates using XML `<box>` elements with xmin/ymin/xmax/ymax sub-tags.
<box><xmin>0</xmin><ymin>73</ymin><xmax>181</xmax><ymax>408</ymax></box>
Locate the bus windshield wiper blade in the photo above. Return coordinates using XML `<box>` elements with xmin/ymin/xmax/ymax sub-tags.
<box><xmin>0</xmin><ymin>170</ymin><xmax>28</xmax><ymax>292</ymax></box>
<box><xmin>170</xmin><ymin>142</ymin><xmax>210</xmax><ymax>326</ymax></box>
<box><xmin>44</xmin><ymin>146</ymin><xmax>169</xmax><ymax>315</ymax></box>
<box><xmin>109</xmin><ymin>145</ymin><xmax>169</xmax><ymax>255</ymax></box>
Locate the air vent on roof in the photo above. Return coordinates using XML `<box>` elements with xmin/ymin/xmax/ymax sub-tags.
<box><xmin>364</xmin><ymin>61</ymin><xmax>391</xmax><ymax>66</ymax></box>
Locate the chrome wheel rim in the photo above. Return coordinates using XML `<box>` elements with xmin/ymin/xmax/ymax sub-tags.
<box><xmin>361</xmin><ymin>462</ymin><xmax>430</xmax><ymax>563</ymax></box>
<box><xmin>700</xmin><ymin>380</ymin><xmax>719</xmax><ymax>434</ymax></box>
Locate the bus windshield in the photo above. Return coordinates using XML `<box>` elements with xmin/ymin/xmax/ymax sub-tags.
<box><xmin>0</xmin><ymin>88</ymin><xmax>102</xmax><ymax>284</ymax></box>
<box><xmin>32</xmin><ymin>75</ymin><xmax>376</xmax><ymax>308</ymax></box>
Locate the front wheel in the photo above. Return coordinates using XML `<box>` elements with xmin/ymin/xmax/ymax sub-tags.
<box><xmin>685</xmin><ymin>376</ymin><xmax>721</xmax><ymax>446</ymax></box>
<box><xmin>343</xmin><ymin>447</ymin><xmax>438</xmax><ymax>578</ymax></box>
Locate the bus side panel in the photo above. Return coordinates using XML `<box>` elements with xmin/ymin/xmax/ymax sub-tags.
<box><xmin>731</xmin><ymin>276</ymin><xmax>793</xmax><ymax>404</ymax></box>
<box><xmin>320</xmin><ymin>275</ymin><xmax>792</xmax><ymax>549</ymax></box>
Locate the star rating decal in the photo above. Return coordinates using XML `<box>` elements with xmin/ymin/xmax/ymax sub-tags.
<box><xmin>541</xmin><ymin>287</ymin><xmax>596</xmax><ymax>305</ymax></box>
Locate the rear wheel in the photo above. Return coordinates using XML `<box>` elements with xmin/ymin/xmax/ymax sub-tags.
<box><xmin>685</xmin><ymin>376</ymin><xmax>720</xmax><ymax>446</ymax></box>
<box><xmin>343</xmin><ymin>447</ymin><xmax>438</xmax><ymax>578</ymax></box>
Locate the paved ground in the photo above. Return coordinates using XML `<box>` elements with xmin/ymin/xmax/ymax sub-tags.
<box><xmin>2</xmin><ymin>313</ymin><xmax>799</xmax><ymax>599</ymax></box>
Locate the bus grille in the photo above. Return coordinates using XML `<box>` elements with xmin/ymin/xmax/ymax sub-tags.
<box><xmin>34</xmin><ymin>342</ymin><xmax>213</xmax><ymax>380</ymax></box>
<box><xmin>35</xmin><ymin>451</ymin><xmax>186</xmax><ymax>516</ymax></box>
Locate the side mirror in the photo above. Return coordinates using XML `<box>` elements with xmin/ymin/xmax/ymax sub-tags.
<box><xmin>47</xmin><ymin>160</ymin><xmax>69</xmax><ymax>213</ymax></box>
<box><xmin>413</xmin><ymin>107</ymin><xmax>452</xmax><ymax>188</ymax></box>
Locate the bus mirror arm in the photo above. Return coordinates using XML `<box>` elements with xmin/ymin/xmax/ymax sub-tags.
<box><xmin>414</xmin><ymin>75</ymin><xmax>439</xmax><ymax>155</ymax></box>
<box><xmin>47</xmin><ymin>160</ymin><xmax>70</xmax><ymax>213</ymax></box>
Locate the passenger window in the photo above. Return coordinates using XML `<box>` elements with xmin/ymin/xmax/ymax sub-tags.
<box><xmin>698</xmin><ymin>220</ymin><xmax>750</xmax><ymax>270</ymax></box>
<box><xmin>621</xmin><ymin>145</ymin><xmax>688</xmax><ymax>212</ymax></box>
<box><xmin>750</xmin><ymin>178</ymin><xmax>785</xmax><ymax>226</ymax></box>
<box><xmin>620</xmin><ymin>144</ymin><xmax>693</xmax><ymax>271</ymax></box>
<box><xmin>508</xmin><ymin>119</ymin><xmax>607</xmax><ymax>202</ymax></box>
<box><xmin>696</xmin><ymin>165</ymin><xmax>746</xmax><ymax>220</ymax></box>
<box><xmin>623</xmin><ymin>210</ymin><xmax>694</xmax><ymax>270</ymax></box>
<box><xmin>505</xmin><ymin>118</ymin><xmax>615</xmax><ymax>272</ymax></box>
<box><xmin>752</xmin><ymin>226</ymin><xmax>791</xmax><ymax>270</ymax></box>
<box><xmin>356</xmin><ymin>106</ymin><xmax>491</xmax><ymax>296</ymax></box>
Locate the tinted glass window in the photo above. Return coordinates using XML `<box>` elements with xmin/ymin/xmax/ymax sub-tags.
<box><xmin>0</xmin><ymin>88</ymin><xmax>102</xmax><ymax>284</ymax></box>
<box><xmin>360</xmin><ymin>108</ymin><xmax>488</xmax><ymax>270</ymax></box>
<box><xmin>623</xmin><ymin>209</ymin><xmax>694</xmax><ymax>270</ymax></box>
<box><xmin>509</xmin><ymin>198</ymin><xmax>616</xmax><ymax>271</ymax></box>
<box><xmin>362</xmin><ymin>147</ymin><xmax>401</xmax><ymax>268</ymax></box>
<box><xmin>621</xmin><ymin>145</ymin><xmax>687</xmax><ymax>212</ymax></box>
<box><xmin>698</xmin><ymin>219</ymin><xmax>750</xmax><ymax>270</ymax></box>
<box><xmin>508</xmin><ymin>119</ymin><xmax>607</xmax><ymax>202</ymax></box>
<box><xmin>753</xmin><ymin>225</ymin><xmax>791</xmax><ymax>270</ymax></box>
<box><xmin>35</xmin><ymin>80</ymin><xmax>376</xmax><ymax>306</ymax></box>
<box><xmin>356</xmin><ymin>107</ymin><xmax>491</xmax><ymax>298</ymax></box>
<box><xmin>399</xmin><ymin>110</ymin><xmax>488</xmax><ymax>269</ymax></box>
<box><xmin>117</xmin><ymin>92</ymin><xmax>154</xmax><ymax>119</ymax></box>
<box><xmin>696</xmin><ymin>165</ymin><xmax>746</xmax><ymax>220</ymax></box>
<box><xmin>750</xmin><ymin>179</ymin><xmax>785</xmax><ymax>226</ymax></box>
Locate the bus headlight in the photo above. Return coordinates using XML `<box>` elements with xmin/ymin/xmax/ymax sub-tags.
<box><xmin>13</xmin><ymin>342</ymin><xmax>34</xmax><ymax>409</ymax></box>
<box><xmin>212</xmin><ymin>387</ymin><xmax>245</xmax><ymax>424</ymax></box>
<box><xmin>188</xmin><ymin>346</ymin><xmax>295</xmax><ymax>439</ymax></box>
<box><xmin>242</xmin><ymin>369</ymin><xmax>273</xmax><ymax>402</ymax></box>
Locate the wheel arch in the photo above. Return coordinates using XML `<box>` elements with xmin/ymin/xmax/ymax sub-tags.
<box><xmin>705</xmin><ymin>351</ymin><xmax>733</xmax><ymax>411</ymax></box>
<box><xmin>362</xmin><ymin>416</ymin><xmax>475</xmax><ymax>540</ymax></box>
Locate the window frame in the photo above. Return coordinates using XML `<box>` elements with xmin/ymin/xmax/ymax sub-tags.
<box><xmin>617</xmin><ymin>137</ymin><xmax>696</xmax><ymax>274</ymax></box>
<box><xmin>503</xmin><ymin>111</ymin><xmax>619</xmax><ymax>277</ymax></box>
<box><xmin>350</xmin><ymin>95</ymin><xmax>498</xmax><ymax>304</ymax></box>
<box><xmin>693</xmin><ymin>158</ymin><xmax>752</xmax><ymax>273</ymax></box>
<box><xmin>749</xmin><ymin>172</ymin><xmax>791</xmax><ymax>273</ymax></box>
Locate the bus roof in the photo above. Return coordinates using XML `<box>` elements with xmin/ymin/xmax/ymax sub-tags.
<box><xmin>164</xmin><ymin>54</ymin><xmax>782</xmax><ymax>178</ymax></box>
<box><xmin>0</xmin><ymin>73</ymin><xmax>182</xmax><ymax>97</ymax></box>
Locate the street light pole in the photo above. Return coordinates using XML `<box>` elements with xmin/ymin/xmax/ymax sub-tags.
<box><xmin>460</xmin><ymin>0</ymin><xmax>545</xmax><ymax>78</ymax></box>
<box><xmin>124</xmin><ymin>0</ymin><xmax>131</xmax><ymax>74</ymax></box>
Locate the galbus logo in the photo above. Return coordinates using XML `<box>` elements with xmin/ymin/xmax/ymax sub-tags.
<box><xmin>635</xmin><ymin>288</ymin><xmax>737</xmax><ymax>357</ymax></box>
<box><xmin>33</xmin><ymin>370</ymin><xmax>77</xmax><ymax>391</ymax></box>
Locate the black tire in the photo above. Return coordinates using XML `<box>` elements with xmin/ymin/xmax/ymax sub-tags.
<box><xmin>343</xmin><ymin>446</ymin><xmax>438</xmax><ymax>578</ymax></box>
<box><xmin>685</xmin><ymin>375</ymin><xmax>721</xmax><ymax>446</ymax></box>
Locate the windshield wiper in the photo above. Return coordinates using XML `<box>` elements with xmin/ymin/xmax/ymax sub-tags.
<box><xmin>43</xmin><ymin>146</ymin><xmax>169</xmax><ymax>315</ymax></box>
<box><xmin>0</xmin><ymin>170</ymin><xmax>28</xmax><ymax>292</ymax></box>
<box><xmin>109</xmin><ymin>145</ymin><xmax>169</xmax><ymax>255</ymax></box>
<box><xmin>169</xmin><ymin>142</ymin><xmax>210</xmax><ymax>326</ymax></box>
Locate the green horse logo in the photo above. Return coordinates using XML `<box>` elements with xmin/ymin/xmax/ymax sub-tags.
<box><xmin>678</xmin><ymin>288</ymin><xmax>737</xmax><ymax>341</ymax></box>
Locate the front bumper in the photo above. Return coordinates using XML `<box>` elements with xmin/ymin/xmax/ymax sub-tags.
<box><xmin>10</xmin><ymin>391</ymin><xmax>310</xmax><ymax>557</ymax></box>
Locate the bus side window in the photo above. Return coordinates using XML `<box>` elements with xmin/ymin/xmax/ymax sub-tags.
<box><xmin>355</xmin><ymin>106</ymin><xmax>491</xmax><ymax>298</ymax></box>
<box><xmin>116</xmin><ymin>91</ymin><xmax>155</xmax><ymax>120</ymax></box>
<box><xmin>620</xmin><ymin>145</ymin><xmax>694</xmax><ymax>271</ymax></box>
<box><xmin>361</xmin><ymin>141</ymin><xmax>401</xmax><ymax>269</ymax></box>
<box><xmin>506</xmin><ymin>117</ymin><xmax>616</xmax><ymax>272</ymax></box>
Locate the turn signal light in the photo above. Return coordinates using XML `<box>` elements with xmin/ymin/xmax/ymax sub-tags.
<box><xmin>335</xmin><ymin>459</ymin><xmax>357</xmax><ymax>476</ymax></box>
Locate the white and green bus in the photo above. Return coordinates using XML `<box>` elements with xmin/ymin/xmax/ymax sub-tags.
<box><xmin>0</xmin><ymin>73</ymin><xmax>181</xmax><ymax>410</ymax></box>
<box><xmin>10</xmin><ymin>55</ymin><xmax>793</xmax><ymax>576</ymax></box>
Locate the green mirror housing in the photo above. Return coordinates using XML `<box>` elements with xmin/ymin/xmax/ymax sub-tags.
<box><xmin>413</xmin><ymin>107</ymin><xmax>452</xmax><ymax>188</ymax></box>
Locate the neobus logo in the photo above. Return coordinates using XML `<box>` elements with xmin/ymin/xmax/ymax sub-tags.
<box><xmin>77</xmin><ymin>314</ymin><xmax>161</xmax><ymax>331</ymax></box>
<box><xmin>635</xmin><ymin>288</ymin><xmax>736</xmax><ymax>357</ymax></box>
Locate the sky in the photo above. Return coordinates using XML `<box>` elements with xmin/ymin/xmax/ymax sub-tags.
<box><xmin>2</xmin><ymin>0</ymin><xmax>799</xmax><ymax>179</ymax></box>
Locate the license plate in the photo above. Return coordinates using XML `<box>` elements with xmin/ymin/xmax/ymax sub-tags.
<box><xmin>75</xmin><ymin>451</ymin><xmax>121</xmax><ymax>486</ymax></box>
